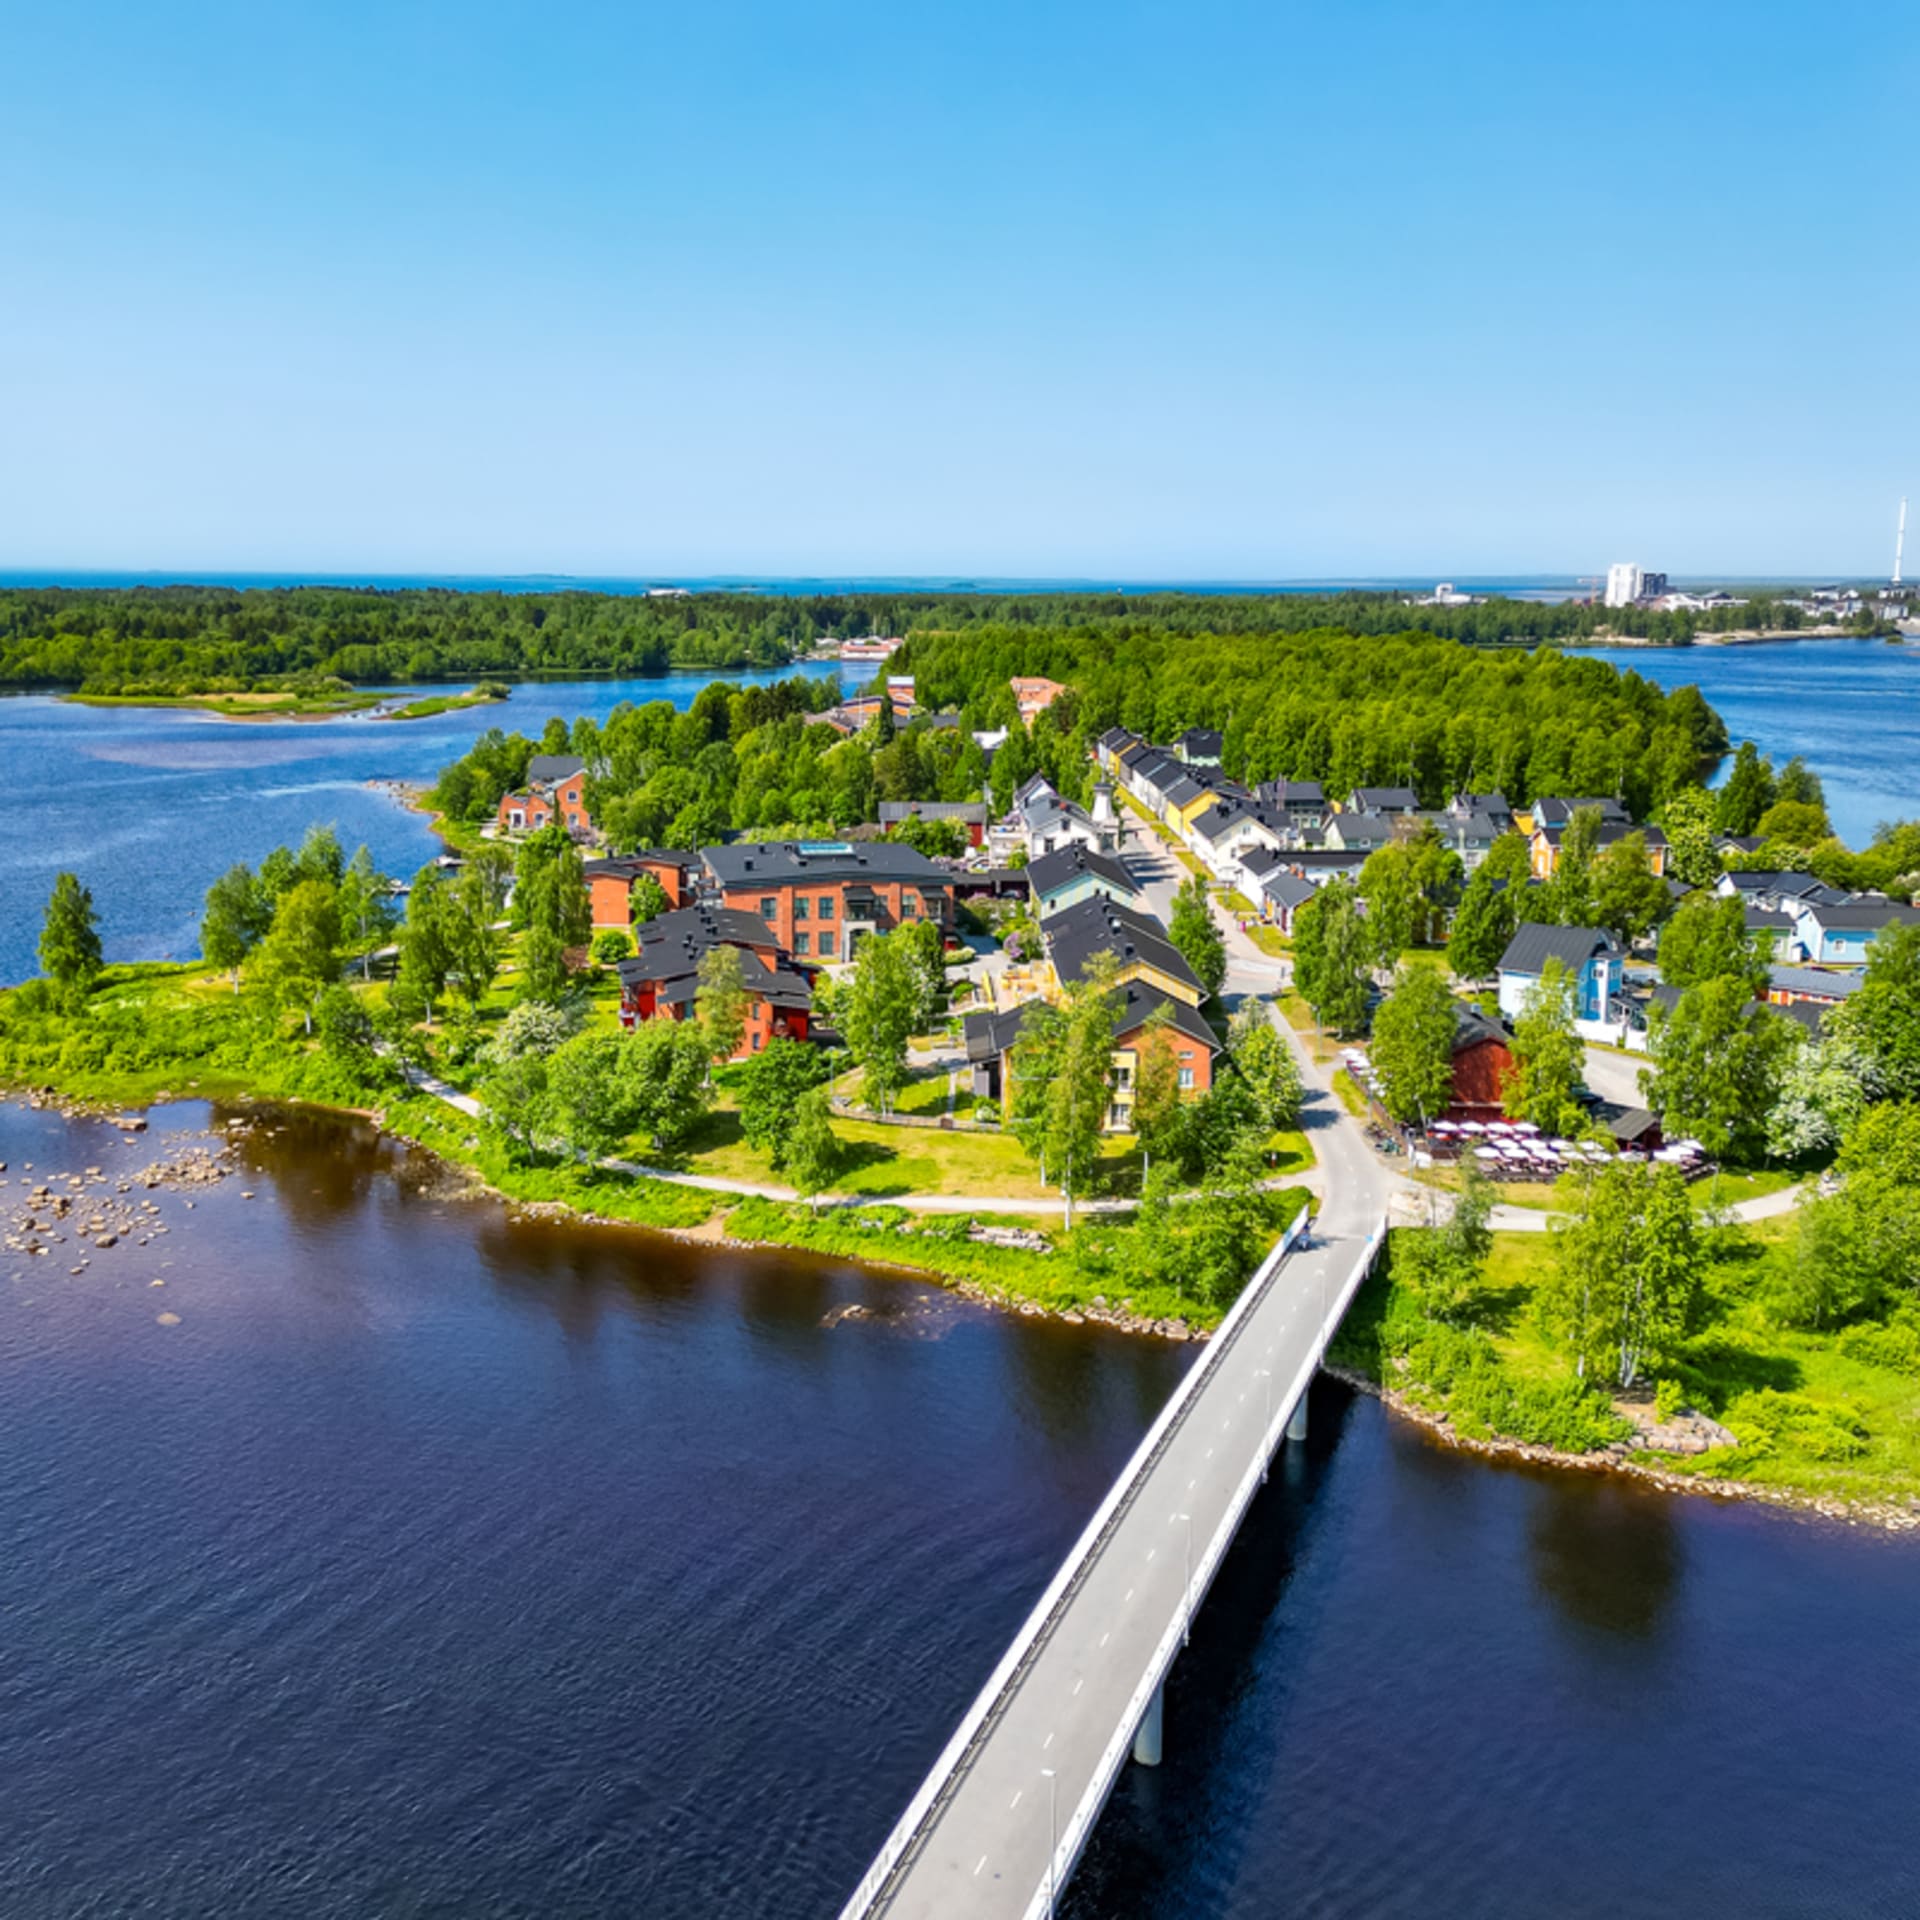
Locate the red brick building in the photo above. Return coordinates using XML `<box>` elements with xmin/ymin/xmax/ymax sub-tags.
<box><xmin>584</xmin><ymin>853</ymin><xmax>699</xmax><ymax>931</ymax></box>
<box><xmin>701</xmin><ymin>841</ymin><xmax>953</xmax><ymax>964</ymax></box>
<box><xmin>613</xmin><ymin>905</ymin><xmax>815</xmax><ymax>1057</ymax></box>
<box><xmin>496</xmin><ymin>755</ymin><xmax>593</xmax><ymax>837</ymax></box>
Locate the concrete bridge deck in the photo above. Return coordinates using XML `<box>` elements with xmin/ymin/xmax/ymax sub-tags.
<box><xmin>840</xmin><ymin>1176</ymin><xmax>1386</xmax><ymax>1919</ymax></box>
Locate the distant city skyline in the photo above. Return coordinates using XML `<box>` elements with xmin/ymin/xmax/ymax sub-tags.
<box><xmin>3</xmin><ymin>1</ymin><xmax>1915</xmax><ymax>579</ymax></box>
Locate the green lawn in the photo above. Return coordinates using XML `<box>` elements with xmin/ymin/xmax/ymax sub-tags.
<box><xmin>1243</xmin><ymin>923</ymin><xmax>1290</xmax><ymax>958</ymax></box>
<box><xmin>1336</xmin><ymin>1219</ymin><xmax>1920</xmax><ymax>1509</ymax></box>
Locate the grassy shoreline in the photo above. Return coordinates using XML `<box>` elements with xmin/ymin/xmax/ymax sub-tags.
<box><xmin>1330</xmin><ymin>1226</ymin><xmax>1920</xmax><ymax>1528</ymax></box>
<box><xmin>65</xmin><ymin>685</ymin><xmax>508</xmax><ymax>722</ymax></box>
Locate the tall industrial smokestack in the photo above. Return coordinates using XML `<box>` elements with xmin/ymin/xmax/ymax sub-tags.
<box><xmin>1896</xmin><ymin>497</ymin><xmax>1908</xmax><ymax>589</ymax></box>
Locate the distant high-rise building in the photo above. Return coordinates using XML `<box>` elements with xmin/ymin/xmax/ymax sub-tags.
<box><xmin>1604</xmin><ymin>562</ymin><xmax>1664</xmax><ymax>607</ymax></box>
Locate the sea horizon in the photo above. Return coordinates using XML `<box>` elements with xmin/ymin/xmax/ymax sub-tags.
<box><xmin>0</xmin><ymin>569</ymin><xmax>1888</xmax><ymax>599</ymax></box>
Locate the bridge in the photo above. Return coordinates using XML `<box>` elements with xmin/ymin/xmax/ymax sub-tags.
<box><xmin>837</xmin><ymin>1075</ymin><xmax>1390</xmax><ymax>1920</ymax></box>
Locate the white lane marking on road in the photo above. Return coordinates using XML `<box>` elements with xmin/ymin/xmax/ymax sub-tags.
<box><xmin>974</xmin><ymin>1856</ymin><xmax>988</xmax><ymax>1878</ymax></box>
<box><xmin>1125</xmin><ymin>1587</ymin><xmax>1134</xmax><ymax>1601</ymax></box>
<box><xmin>1010</xmin><ymin>1789</ymin><xmax>1022</xmax><ymax>1809</ymax></box>
<box><xmin>1043</xmin><ymin>1731</ymin><xmax>1054</xmax><ymax>1751</ymax></box>
<box><xmin>1073</xmin><ymin>1678</ymin><xmax>1083</xmax><ymax>1696</ymax></box>
<box><xmin>1100</xmin><ymin>1631</ymin><xmax>1109</xmax><ymax>1647</ymax></box>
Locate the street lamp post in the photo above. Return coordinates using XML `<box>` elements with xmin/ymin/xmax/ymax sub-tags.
<box><xmin>1041</xmin><ymin>1766</ymin><xmax>1058</xmax><ymax>1920</ymax></box>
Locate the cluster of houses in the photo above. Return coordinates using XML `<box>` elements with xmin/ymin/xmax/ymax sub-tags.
<box><xmin>1095</xmin><ymin>727</ymin><xmax>1673</xmax><ymax>934</ymax></box>
<box><xmin>582</xmin><ymin>840</ymin><xmax>957</xmax><ymax>1060</ymax></box>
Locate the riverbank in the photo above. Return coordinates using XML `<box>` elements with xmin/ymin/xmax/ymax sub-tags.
<box><xmin>1324</xmin><ymin>1363</ymin><xmax>1920</xmax><ymax>1533</ymax></box>
<box><xmin>1330</xmin><ymin>1227</ymin><xmax>1920</xmax><ymax>1530</ymax></box>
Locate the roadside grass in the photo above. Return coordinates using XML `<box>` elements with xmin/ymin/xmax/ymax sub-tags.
<box><xmin>1331</xmin><ymin>1068</ymin><xmax>1369</xmax><ymax>1118</ymax></box>
<box><xmin>1242</xmin><ymin>924</ymin><xmax>1290</xmax><ymax>958</ymax></box>
<box><xmin>1276</xmin><ymin>991</ymin><xmax>1344</xmax><ymax>1063</ymax></box>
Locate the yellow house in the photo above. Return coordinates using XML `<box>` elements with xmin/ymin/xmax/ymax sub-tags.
<box><xmin>1040</xmin><ymin>896</ymin><xmax>1208</xmax><ymax>1008</ymax></box>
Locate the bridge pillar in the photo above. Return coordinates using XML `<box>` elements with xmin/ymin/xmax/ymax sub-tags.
<box><xmin>1132</xmin><ymin>1682</ymin><xmax>1165</xmax><ymax>1767</ymax></box>
<box><xmin>1286</xmin><ymin>1386</ymin><xmax>1310</xmax><ymax>1443</ymax></box>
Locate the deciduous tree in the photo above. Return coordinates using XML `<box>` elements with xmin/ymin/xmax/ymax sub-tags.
<box><xmin>39</xmin><ymin>872</ymin><xmax>103</xmax><ymax>990</ymax></box>
<box><xmin>1168</xmin><ymin>873</ymin><xmax>1227</xmax><ymax>998</ymax></box>
<box><xmin>1370</xmin><ymin>963</ymin><xmax>1459</xmax><ymax>1127</ymax></box>
<box><xmin>1503</xmin><ymin>957</ymin><xmax>1586</xmax><ymax>1136</ymax></box>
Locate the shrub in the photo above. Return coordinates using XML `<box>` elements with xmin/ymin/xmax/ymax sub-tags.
<box><xmin>1722</xmin><ymin>1389</ymin><xmax>1869</xmax><ymax>1462</ymax></box>
<box><xmin>590</xmin><ymin>928</ymin><xmax>634</xmax><ymax>966</ymax></box>
<box><xmin>1654</xmin><ymin>1377</ymin><xmax>1686</xmax><ymax>1422</ymax></box>
<box><xmin>1835</xmin><ymin>1320</ymin><xmax>1920</xmax><ymax>1378</ymax></box>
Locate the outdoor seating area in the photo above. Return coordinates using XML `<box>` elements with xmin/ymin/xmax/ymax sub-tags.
<box><xmin>1423</xmin><ymin>1119</ymin><xmax>1718</xmax><ymax>1182</ymax></box>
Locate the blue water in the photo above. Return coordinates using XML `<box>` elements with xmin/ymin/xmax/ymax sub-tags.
<box><xmin>0</xmin><ymin>664</ymin><xmax>861</xmax><ymax>985</ymax></box>
<box><xmin>1586</xmin><ymin>638</ymin><xmax>1920</xmax><ymax>847</ymax></box>
<box><xmin>5</xmin><ymin>1100</ymin><xmax>1917</xmax><ymax>1919</ymax></box>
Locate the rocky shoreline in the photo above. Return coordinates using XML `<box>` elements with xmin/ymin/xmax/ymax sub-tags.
<box><xmin>1323</xmin><ymin>1363</ymin><xmax>1920</xmax><ymax>1536</ymax></box>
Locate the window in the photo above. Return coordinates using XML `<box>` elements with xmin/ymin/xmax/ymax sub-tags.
<box><xmin>794</xmin><ymin>932</ymin><xmax>810</xmax><ymax>956</ymax></box>
<box><xmin>1111</xmin><ymin>1065</ymin><xmax>1132</xmax><ymax>1089</ymax></box>
<box><xmin>760</xmin><ymin>897</ymin><xmax>778</xmax><ymax>920</ymax></box>
<box><xmin>752</xmin><ymin>1031</ymin><xmax>764</xmax><ymax>1051</ymax></box>
<box><xmin>1178</xmin><ymin>1068</ymin><xmax>1195</xmax><ymax>1090</ymax></box>
<box><xmin>794</xmin><ymin>896</ymin><xmax>810</xmax><ymax>920</ymax></box>
<box><xmin>818</xmin><ymin>931</ymin><xmax>836</xmax><ymax>957</ymax></box>
<box><xmin>902</xmin><ymin>891</ymin><xmax>919</xmax><ymax>917</ymax></box>
<box><xmin>818</xmin><ymin>895</ymin><xmax>835</xmax><ymax>919</ymax></box>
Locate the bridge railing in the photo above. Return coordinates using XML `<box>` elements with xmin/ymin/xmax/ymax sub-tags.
<box><xmin>1021</xmin><ymin>1211</ymin><xmax>1388</xmax><ymax>1919</ymax></box>
<box><xmin>836</xmin><ymin>1203</ymin><xmax>1314</xmax><ymax>1920</ymax></box>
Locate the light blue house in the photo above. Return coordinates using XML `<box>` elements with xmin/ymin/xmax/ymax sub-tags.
<box><xmin>1787</xmin><ymin>897</ymin><xmax>1920</xmax><ymax>965</ymax></box>
<box><xmin>1025</xmin><ymin>844</ymin><xmax>1142</xmax><ymax>918</ymax></box>
<box><xmin>1496</xmin><ymin>923</ymin><xmax>1625</xmax><ymax>1040</ymax></box>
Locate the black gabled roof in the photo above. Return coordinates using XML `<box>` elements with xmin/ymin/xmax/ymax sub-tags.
<box><xmin>1258</xmin><ymin>778</ymin><xmax>1326</xmax><ymax>810</ymax></box>
<box><xmin>584</xmin><ymin>850</ymin><xmax>695</xmax><ymax>879</ymax></box>
<box><xmin>1026</xmin><ymin>844</ymin><xmax>1137</xmax><ymax>899</ymax></box>
<box><xmin>964</xmin><ymin>979</ymin><xmax>1220</xmax><ymax>1065</ymax></box>
<box><xmin>1160</xmin><ymin>774</ymin><xmax>1209</xmax><ymax>812</ymax></box>
<box><xmin>1042</xmin><ymin>896</ymin><xmax>1203</xmax><ymax>997</ymax></box>
<box><xmin>526</xmin><ymin>753</ymin><xmax>587</xmax><ymax>785</ymax></box>
<box><xmin>1497</xmin><ymin>922</ymin><xmax>1622</xmax><ymax>975</ymax></box>
<box><xmin>1349</xmin><ymin>786</ymin><xmax>1418</xmax><ymax>813</ymax></box>
<box><xmin>1530</xmin><ymin>795</ymin><xmax>1630</xmax><ymax>827</ymax></box>
<box><xmin>1178</xmin><ymin>726</ymin><xmax>1224</xmax><ymax>757</ymax></box>
<box><xmin>703</xmin><ymin>840</ymin><xmax>953</xmax><ymax>888</ymax></box>
<box><xmin>1451</xmin><ymin>1005</ymin><xmax>1512</xmax><ymax>1057</ymax></box>
<box><xmin>1256</xmin><ymin>868</ymin><xmax>1317</xmax><ymax>910</ymax></box>
<box><xmin>1799</xmin><ymin>898</ymin><xmax>1920</xmax><ymax>930</ymax></box>
<box><xmin>618</xmin><ymin>905</ymin><xmax>814</xmax><ymax>1010</ymax></box>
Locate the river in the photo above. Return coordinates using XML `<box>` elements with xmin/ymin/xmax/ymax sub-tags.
<box><xmin>1586</xmin><ymin>638</ymin><xmax>1920</xmax><ymax>847</ymax></box>
<box><xmin>0</xmin><ymin>662</ymin><xmax>862</xmax><ymax>987</ymax></box>
<box><xmin>3</xmin><ymin>1102</ymin><xmax>1916</xmax><ymax>1918</ymax></box>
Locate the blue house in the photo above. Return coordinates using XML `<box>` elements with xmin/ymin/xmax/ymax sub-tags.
<box><xmin>1496</xmin><ymin>923</ymin><xmax>1625</xmax><ymax>1039</ymax></box>
<box><xmin>1025</xmin><ymin>844</ymin><xmax>1142</xmax><ymax>918</ymax></box>
<box><xmin>1787</xmin><ymin>896</ymin><xmax>1920</xmax><ymax>965</ymax></box>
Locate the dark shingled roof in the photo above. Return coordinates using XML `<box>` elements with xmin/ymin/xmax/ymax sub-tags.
<box><xmin>1042</xmin><ymin>896</ymin><xmax>1204</xmax><ymax>998</ymax></box>
<box><xmin>1026</xmin><ymin>844</ymin><xmax>1137</xmax><ymax>901</ymax></box>
<box><xmin>1530</xmin><ymin>796</ymin><xmax>1630</xmax><ymax>828</ymax></box>
<box><xmin>1348</xmin><ymin>786</ymin><xmax>1418</xmax><ymax>814</ymax></box>
<box><xmin>703</xmin><ymin>840</ymin><xmax>953</xmax><ymax>889</ymax></box>
<box><xmin>1497</xmin><ymin>923</ymin><xmax>1622</xmax><ymax>976</ymax></box>
<box><xmin>965</xmin><ymin>980</ymin><xmax>1220</xmax><ymax>1067</ymax></box>
<box><xmin>526</xmin><ymin>754</ymin><xmax>587</xmax><ymax>785</ymax></box>
<box><xmin>616</xmin><ymin>905</ymin><xmax>814</xmax><ymax>1011</ymax></box>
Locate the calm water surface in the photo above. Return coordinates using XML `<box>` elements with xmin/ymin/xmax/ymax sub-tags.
<box><xmin>0</xmin><ymin>664</ymin><xmax>860</xmax><ymax>985</ymax></box>
<box><xmin>1588</xmin><ymin>638</ymin><xmax>1920</xmax><ymax>846</ymax></box>
<box><xmin>3</xmin><ymin>1103</ymin><xmax>1916</xmax><ymax>1919</ymax></box>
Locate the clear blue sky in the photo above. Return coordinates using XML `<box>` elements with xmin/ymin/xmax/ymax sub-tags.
<box><xmin>4</xmin><ymin>1</ymin><xmax>1915</xmax><ymax>581</ymax></box>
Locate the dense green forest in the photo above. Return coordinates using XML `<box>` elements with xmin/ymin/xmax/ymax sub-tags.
<box><xmin>430</xmin><ymin>628</ymin><xmax>1729</xmax><ymax>847</ymax></box>
<box><xmin>0</xmin><ymin>583</ymin><xmax>1872</xmax><ymax>695</ymax></box>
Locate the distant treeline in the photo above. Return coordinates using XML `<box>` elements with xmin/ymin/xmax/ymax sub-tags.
<box><xmin>0</xmin><ymin>583</ymin><xmax>1874</xmax><ymax>695</ymax></box>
